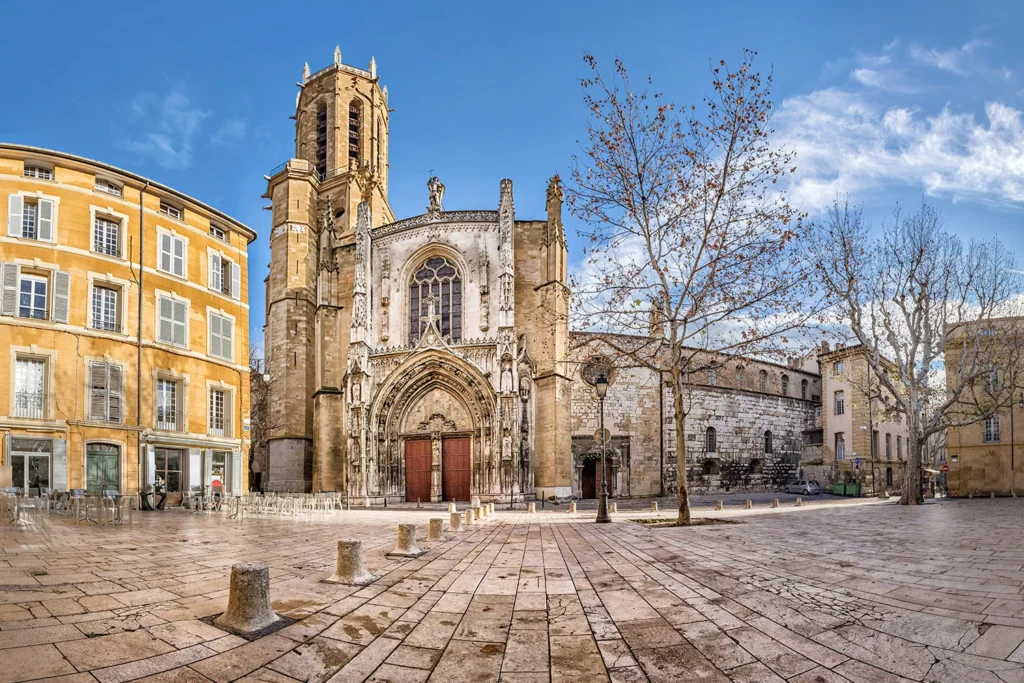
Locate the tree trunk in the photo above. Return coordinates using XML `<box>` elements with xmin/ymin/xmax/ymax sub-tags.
<box><xmin>899</xmin><ymin>435</ymin><xmax>924</xmax><ymax>505</ymax></box>
<box><xmin>670</xmin><ymin>369</ymin><xmax>691</xmax><ymax>525</ymax></box>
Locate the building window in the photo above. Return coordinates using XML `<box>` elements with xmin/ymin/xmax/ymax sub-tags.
<box><xmin>154</xmin><ymin>448</ymin><xmax>183</xmax><ymax>493</ymax></box>
<box><xmin>708</xmin><ymin>369</ymin><xmax>717</xmax><ymax>386</ymax></box>
<box><xmin>91</xmin><ymin>284</ymin><xmax>120</xmax><ymax>332</ymax></box>
<box><xmin>9</xmin><ymin>437</ymin><xmax>51</xmax><ymax>491</ymax></box>
<box><xmin>986</xmin><ymin>364</ymin><xmax>1000</xmax><ymax>393</ymax></box>
<box><xmin>24</xmin><ymin>165</ymin><xmax>53</xmax><ymax>180</ymax></box>
<box><xmin>86</xmin><ymin>443</ymin><xmax>120</xmax><ymax>493</ymax></box>
<box><xmin>88</xmin><ymin>362</ymin><xmax>123</xmax><ymax>423</ymax></box>
<box><xmin>14</xmin><ymin>357</ymin><xmax>46</xmax><ymax>419</ymax></box>
<box><xmin>208</xmin><ymin>312</ymin><xmax>235</xmax><ymax>361</ymax></box>
<box><xmin>18</xmin><ymin>273</ymin><xmax>48</xmax><ymax>320</ymax></box>
<box><xmin>835</xmin><ymin>433</ymin><xmax>845</xmax><ymax>460</ymax></box>
<box><xmin>93</xmin><ymin>216</ymin><xmax>121</xmax><ymax>257</ymax></box>
<box><xmin>209</xmin><ymin>252</ymin><xmax>238</xmax><ymax>298</ymax></box>
<box><xmin>209</xmin><ymin>387</ymin><xmax>232</xmax><ymax>437</ymax></box>
<box><xmin>159</xmin><ymin>201</ymin><xmax>182</xmax><ymax>220</ymax></box>
<box><xmin>7</xmin><ymin>195</ymin><xmax>55</xmax><ymax>241</ymax></box>
<box><xmin>781</xmin><ymin>374</ymin><xmax>789</xmax><ymax>396</ymax></box>
<box><xmin>158</xmin><ymin>233</ymin><xmax>186</xmax><ymax>278</ymax></box>
<box><xmin>801</xmin><ymin>379</ymin><xmax>808</xmax><ymax>399</ymax></box>
<box><xmin>409</xmin><ymin>256</ymin><xmax>462</xmax><ymax>343</ymax></box>
<box><xmin>764</xmin><ymin>430</ymin><xmax>773</xmax><ymax>454</ymax></box>
<box><xmin>210</xmin><ymin>224</ymin><xmax>228</xmax><ymax>241</ymax></box>
<box><xmin>157</xmin><ymin>296</ymin><xmax>188</xmax><ymax>347</ymax></box>
<box><xmin>316</xmin><ymin>102</ymin><xmax>328</xmax><ymax>179</ymax></box>
<box><xmin>834</xmin><ymin>390</ymin><xmax>845</xmax><ymax>416</ymax></box>
<box><xmin>872</xmin><ymin>430</ymin><xmax>879</xmax><ymax>458</ymax></box>
<box><xmin>348</xmin><ymin>100</ymin><xmax>361</xmax><ymax>166</ymax></box>
<box><xmin>758</xmin><ymin>370</ymin><xmax>768</xmax><ymax>393</ymax></box>
<box><xmin>95</xmin><ymin>178</ymin><xmax>122</xmax><ymax>197</ymax></box>
<box><xmin>705</xmin><ymin>427</ymin><xmax>717</xmax><ymax>453</ymax></box>
<box><xmin>156</xmin><ymin>378</ymin><xmax>182</xmax><ymax>431</ymax></box>
<box><xmin>885</xmin><ymin>433</ymin><xmax>892</xmax><ymax>459</ymax></box>
<box><xmin>984</xmin><ymin>416</ymin><xmax>1001</xmax><ymax>443</ymax></box>
<box><xmin>897</xmin><ymin>435</ymin><xmax>902</xmax><ymax>460</ymax></box>
<box><xmin>833</xmin><ymin>361</ymin><xmax>844</xmax><ymax>376</ymax></box>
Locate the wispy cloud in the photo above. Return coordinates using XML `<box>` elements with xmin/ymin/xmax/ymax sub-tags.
<box><xmin>210</xmin><ymin>119</ymin><xmax>247</xmax><ymax>146</ymax></box>
<box><xmin>909</xmin><ymin>39</ymin><xmax>987</xmax><ymax>76</ymax></box>
<box><xmin>123</xmin><ymin>85</ymin><xmax>209</xmax><ymax>170</ymax></box>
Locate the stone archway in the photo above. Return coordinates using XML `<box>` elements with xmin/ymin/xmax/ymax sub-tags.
<box><xmin>368</xmin><ymin>350</ymin><xmax>497</xmax><ymax>500</ymax></box>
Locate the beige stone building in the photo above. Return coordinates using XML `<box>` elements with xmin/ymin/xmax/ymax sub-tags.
<box><xmin>0</xmin><ymin>145</ymin><xmax>254</xmax><ymax>502</ymax></box>
<box><xmin>263</xmin><ymin>50</ymin><xmax>570</xmax><ymax>501</ymax></box>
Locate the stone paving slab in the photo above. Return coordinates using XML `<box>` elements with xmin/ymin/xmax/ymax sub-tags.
<box><xmin>3</xmin><ymin>499</ymin><xmax>1024</xmax><ymax>681</ymax></box>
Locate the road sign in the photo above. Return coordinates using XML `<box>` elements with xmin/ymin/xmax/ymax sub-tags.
<box><xmin>940</xmin><ymin>464</ymin><xmax>950</xmax><ymax>472</ymax></box>
<box><xmin>854</xmin><ymin>457</ymin><xmax>860</xmax><ymax>466</ymax></box>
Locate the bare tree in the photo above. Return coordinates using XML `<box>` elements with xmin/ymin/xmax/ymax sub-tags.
<box><xmin>816</xmin><ymin>198</ymin><xmax>1023</xmax><ymax>504</ymax></box>
<box><xmin>567</xmin><ymin>51</ymin><xmax>823</xmax><ymax>525</ymax></box>
<box><xmin>249</xmin><ymin>346</ymin><xmax>271</xmax><ymax>492</ymax></box>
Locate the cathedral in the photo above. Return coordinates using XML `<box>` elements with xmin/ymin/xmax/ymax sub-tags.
<box><xmin>263</xmin><ymin>49</ymin><xmax>572</xmax><ymax>501</ymax></box>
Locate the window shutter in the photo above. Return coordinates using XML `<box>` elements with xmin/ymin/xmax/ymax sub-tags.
<box><xmin>209</xmin><ymin>252</ymin><xmax>221</xmax><ymax>291</ymax></box>
<box><xmin>203</xmin><ymin>449</ymin><xmax>213</xmax><ymax>486</ymax></box>
<box><xmin>231</xmin><ymin>450</ymin><xmax>242</xmax><ymax>494</ymax></box>
<box><xmin>37</xmin><ymin>198</ymin><xmax>54</xmax><ymax>241</ymax></box>
<box><xmin>1</xmin><ymin>263</ymin><xmax>19</xmax><ymax>316</ymax></box>
<box><xmin>172</xmin><ymin>300</ymin><xmax>187</xmax><ymax>346</ymax></box>
<box><xmin>173</xmin><ymin>237</ymin><xmax>185</xmax><ymax>277</ymax></box>
<box><xmin>108</xmin><ymin>364</ymin><xmax>123</xmax><ymax>423</ymax></box>
<box><xmin>89</xmin><ymin>362</ymin><xmax>107</xmax><ymax>421</ymax></box>
<box><xmin>145</xmin><ymin>445</ymin><xmax>156</xmax><ymax>490</ymax></box>
<box><xmin>7</xmin><ymin>195</ymin><xmax>23</xmax><ymax>237</ymax></box>
<box><xmin>52</xmin><ymin>270</ymin><xmax>71</xmax><ymax>324</ymax></box>
<box><xmin>160</xmin><ymin>234</ymin><xmax>172</xmax><ymax>272</ymax></box>
<box><xmin>158</xmin><ymin>297</ymin><xmax>173</xmax><ymax>343</ymax></box>
<box><xmin>52</xmin><ymin>439</ymin><xmax>68</xmax><ymax>492</ymax></box>
<box><xmin>231</xmin><ymin>260</ymin><xmax>240</xmax><ymax>300</ymax></box>
<box><xmin>209</xmin><ymin>314</ymin><xmax>221</xmax><ymax>359</ymax></box>
<box><xmin>225</xmin><ymin>392</ymin><xmax>233</xmax><ymax>437</ymax></box>
<box><xmin>188</xmin><ymin>448</ymin><xmax>203</xmax><ymax>490</ymax></box>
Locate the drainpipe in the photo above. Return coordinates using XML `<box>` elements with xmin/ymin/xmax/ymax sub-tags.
<box><xmin>137</xmin><ymin>181</ymin><xmax>149</xmax><ymax>494</ymax></box>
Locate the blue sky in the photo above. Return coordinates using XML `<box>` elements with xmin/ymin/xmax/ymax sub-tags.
<box><xmin>3</xmin><ymin>0</ymin><xmax>1024</xmax><ymax>348</ymax></box>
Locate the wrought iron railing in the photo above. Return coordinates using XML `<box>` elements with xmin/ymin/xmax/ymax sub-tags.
<box><xmin>13</xmin><ymin>391</ymin><xmax>45</xmax><ymax>419</ymax></box>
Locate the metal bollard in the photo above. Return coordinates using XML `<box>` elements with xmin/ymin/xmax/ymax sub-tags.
<box><xmin>215</xmin><ymin>562</ymin><xmax>280</xmax><ymax>635</ymax></box>
<box><xmin>428</xmin><ymin>518</ymin><xmax>443</xmax><ymax>542</ymax></box>
<box><xmin>450</xmin><ymin>511</ymin><xmax>464</xmax><ymax>531</ymax></box>
<box><xmin>325</xmin><ymin>541</ymin><xmax>378</xmax><ymax>586</ymax></box>
<box><xmin>387</xmin><ymin>524</ymin><xmax>425</xmax><ymax>558</ymax></box>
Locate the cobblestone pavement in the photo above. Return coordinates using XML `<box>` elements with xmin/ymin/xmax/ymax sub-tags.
<box><xmin>2</xmin><ymin>499</ymin><xmax>1023</xmax><ymax>682</ymax></box>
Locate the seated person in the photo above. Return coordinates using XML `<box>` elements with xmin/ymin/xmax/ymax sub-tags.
<box><xmin>211</xmin><ymin>480</ymin><xmax>224</xmax><ymax>511</ymax></box>
<box><xmin>154</xmin><ymin>476</ymin><xmax>167</xmax><ymax>510</ymax></box>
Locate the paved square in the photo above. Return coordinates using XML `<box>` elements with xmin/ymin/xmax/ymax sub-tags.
<box><xmin>2</xmin><ymin>499</ymin><xmax>1024</xmax><ymax>682</ymax></box>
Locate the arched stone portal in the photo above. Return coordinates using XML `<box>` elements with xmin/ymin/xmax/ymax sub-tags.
<box><xmin>367</xmin><ymin>350</ymin><xmax>498</xmax><ymax>501</ymax></box>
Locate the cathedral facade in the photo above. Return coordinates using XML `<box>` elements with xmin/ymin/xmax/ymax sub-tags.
<box><xmin>263</xmin><ymin>51</ymin><xmax>572</xmax><ymax>501</ymax></box>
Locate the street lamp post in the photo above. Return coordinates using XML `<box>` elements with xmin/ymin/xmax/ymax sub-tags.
<box><xmin>595</xmin><ymin>374</ymin><xmax>611</xmax><ymax>524</ymax></box>
<box><xmin>1012</xmin><ymin>391</ymin><xmax>1024</xmax><ymax>497</ymax></box>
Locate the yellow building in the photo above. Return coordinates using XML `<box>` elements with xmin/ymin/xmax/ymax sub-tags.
<box><xmin>0</xmin><ymin>144</ymin><xmax>254</xmax><ymax>504</ymax></box>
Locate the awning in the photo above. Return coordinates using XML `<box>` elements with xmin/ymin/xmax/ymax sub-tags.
<box><xmin>923</xmin><ymin>468</ymin><xmax>941</xmax><ymax>474</ymax></box>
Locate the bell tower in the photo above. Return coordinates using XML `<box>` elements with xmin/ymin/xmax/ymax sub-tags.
<box><xmin>264</xmin><ymin>48</ymin><xmax>394</xmax><ymax>493</ymax></box>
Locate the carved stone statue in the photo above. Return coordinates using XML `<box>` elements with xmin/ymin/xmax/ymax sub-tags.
<box><xmin>427</xmin><ymin>176</ymin><xmax>445</xmax><ymax>214</ymax></box>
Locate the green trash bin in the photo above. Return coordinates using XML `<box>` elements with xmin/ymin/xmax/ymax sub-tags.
<box><xmin>845</xmin><ymin>482</ymin><xmax>861</xmax><ymax>497</ymax></box>
<box><xmin>833</xmin><ymin>482</ymin><xmax>845</xmax><ymax>496</ymax></box>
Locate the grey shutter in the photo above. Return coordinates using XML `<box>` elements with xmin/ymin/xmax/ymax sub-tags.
<box><xmin>188</xmin><ymin>448</ymin><xmax>202</xmax><ymax>490</ymax></box>
<box><xmin>52</xmin><ymin>439</ymin><xmax>68</xmax><ymax>492</ymax></box>
<box><xmin>231</xmin><ymin>260</ymin><xmax>240</xmax><ymax>300</ymax></box>
<box><xmin>89</xmin><ymin>362</ymin><xmax>107</xmax><ymax>421</ymax></box>
<box><xmin>1</xmin><ymin>263</ymin><xmax>19</xmax><ymax>316</ymax></box>
<box><xmin>203</xmin><ymin>449</ymin><xmax>213</xmax><ymax>486</ymax></box>
<box><xmin>222</xmin><ymin>318</ymin><xmax>233</xmax><ymax>362</ymax></box>
<box><xmin>209</xmin><ymin>314</ymin><xmax>221</xmax><ymax>359</ymax></box>
<box><xmin>7</xmin><ymin>195</ymin><xmax>23</xmax><ymax>237</ymax></box>
<box><xmin>173</xmin><ymin>300</ymin><xmax>187</xmax><ymax>346</ymax></box>
<box><xmin>159</xmin><ymin>234</ymin><xmax>172</xmax><ymax>272</ymax></box>
<box><xmin>209</xmin><ymin>252</ymin><xmax>221</xmax><ymax>291</ymax></box>
<box><xmin>52</xmin><ymin>270</ymin><xmax>70</xmax><ymax>324</ymax></box>
<box><xmin>173</xmin><ymin>238</ymin><xmax>185</xmax><ymax>277</ymax></box>
<box><xmin>231</xmin><ymin>450</ymin><xmax>242</xmax><ymax>494</ymax></box>
<box><xmin>37</xmin><ymin>198</ymin><xmax>54</xmax><ymax>241</ymax></box>
<box><xmin>158</xmin><ymin>297</ymin><xmax>173</xmax><ymax>343</ymax></box>
<box><xmin>108</xmin><ymin>365</ymin><xmax>122</xmax><ymax>423</ymax></box>
<box><xmin>145</xmin><ymin>445</ymin><xmax>156</xmax><ymax>489</ymax></box>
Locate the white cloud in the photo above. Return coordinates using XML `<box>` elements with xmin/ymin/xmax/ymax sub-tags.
<box><xmin>210</xmin><ymin>119</ymin><xmax>247</xmax><ymax>146</ymax></box>
<box><xmin>776</xmin><ymin>89</ymin><xmax>1024</xmax><ymax>211</ymax></box>
<box><xmin>122</xmin><ymin>85</ymin><xmax>209</xmax><ymax>170</ymax></box>
<box><xmin>909</xmin><ymin>39</ymin><xmax>986</xmax><ymax>76</ymax></box>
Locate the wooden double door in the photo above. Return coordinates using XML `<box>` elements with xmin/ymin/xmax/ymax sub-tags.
<box><xmin>404</xmin><ymin>435</ymin><xmax>472</xmax><ymax>503</ymax></box>
<box><xmin>581</xmin><ymin>458</ymin><xmax>615</xmax><ymax>499</ymax></box>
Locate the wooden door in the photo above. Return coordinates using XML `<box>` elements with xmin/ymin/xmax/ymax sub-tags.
<box><xmin>582</xmin><ymin>460</ymin><xmax>596</xmax><ymax>499</ymax></box>
<box><xmin>404</xmin><ymin>438</ymin><xmax>432</xmax><ymax>504</ymax></box>
<box><xmin>441</xmin><ymin>436</ymin><xmax>471</xmax><ymax>502</ymax></box>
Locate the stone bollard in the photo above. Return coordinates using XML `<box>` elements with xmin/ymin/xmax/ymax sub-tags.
<box><xmin>448</xmin><ymin>502</ymin><xmax>457</xmax><ymax>514</ymax></box>
<box><xmin>474</xmin><ymin>506</ymin><xmax>483</xmax><ymax>521</ymax></box>
<box><xmin>428</xmin><ymin>518</ymin><xmax>444</xmax><ymax>542</ymax></box>
<box><xmin>215</xmin><ymin>562</ymin><xmax>279</xmax><ymax>635</ymax></box>
<box><xmin>387</xmin><ymin>524</ymin><xmax>425</xmax><ymax>559</ymax></box>
<box><xmin>568</xmin><ymin>501</ymin><xmax>577</xmax><ymax>513</ymax></box>
<box><xmin>325</xmin><ymin>541</ymin><xmax>378</xmax><ymax>586</ymax></box>
<box><xmin>715</xmin><ymin>501</ymin><xmax>723</xmax><ymax>511</ymax></box>
<box><xmin>450</xmin><ymin>511</ymin><xmax>464</xmax><ymax>531</ymax></box>
<box><xmin>744</xmin><ymin>500</ymin><xmax>752</xmax><ymax>509</ymax></box>
<box><xmin>651</xmin><ymin>501</ymin><xmax>659</xmax><ymax>513</ymax></box>
<box><xmin>991</xmin><ymin>491</ymin><xmax>996</xmax><ymax>499</ymax></box>
<box><xmin>528</xmin><ymin>502</ymin><xmax>536</xmax><ymax>513</ymax></box>
<box><xmin>465</xmin><ymin>509</ymin><xmax>474</xmax><ymax>527</ymax></box>
<box><xmin>771</xmin><ymin>499</ymin><xmax>780</xmax><ymax>508</ymax></box>
<box><xmin>795</xmin><ymin>497</ymin><xmax>803</xmax><ymax>507</ymax></box>
<box><xmin>472</xmin><ymin>495</ymin><xmax>481</xmax><ymax>509</ymax></box>
<box><xmin>488</xmin><ymin>503</ymin><xmax>495</xmax><ymax>515</ymax></box>
<box><xmin>968</xmin><ymin>491</ymin><xmax>973</xmax><ymax>499</ymax></box>
<box><xmin>609</xmin><ymin>502</ymin><xmax>617</xmax><ymax>513</ymax></box>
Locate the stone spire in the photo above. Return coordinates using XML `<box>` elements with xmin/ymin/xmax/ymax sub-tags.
<box><xmin>497</xmin><ymin>179</ymin><xmax>515</xmax><ymax>328</ymax></box>
<box><xmin>334</xmin><ymin>46</ymin><xmax>341</xmax><ymax>66</ymax></box>
<box><xmin>369</xmin><ymin>57</ymin><xmax>377</xmax><ymax>79</ymax></box>
<box><xmin>302</xmin><ymin>62</ymin><xmax>310</xmax><ymax>82</ymax></box>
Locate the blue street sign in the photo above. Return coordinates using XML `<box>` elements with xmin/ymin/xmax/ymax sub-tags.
<box><xmin>854</xmin><ymin>457</ymin><xmax>860</xmax><ymax>466</ymax></box>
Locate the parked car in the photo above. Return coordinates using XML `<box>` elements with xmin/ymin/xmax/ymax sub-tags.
<box><xmin>784</xmin><ymin>480</ymin><xmax>822</xmax><ymax>495</ymax></box>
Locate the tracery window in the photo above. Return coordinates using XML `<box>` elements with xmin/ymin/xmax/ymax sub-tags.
<box><xmin>409</xmin><ymin>256</ymin><xmax>462</xmax><ymax>343</ymax></box>
<box><xmin>315</xmin><ymin>102</ymin><xmax>328</xmax><ymax>179</ymax></box>
<box><xmin>348</xmin><ymin>100</ymin><xmax>361</xmax><ymax>165</ymax></box>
